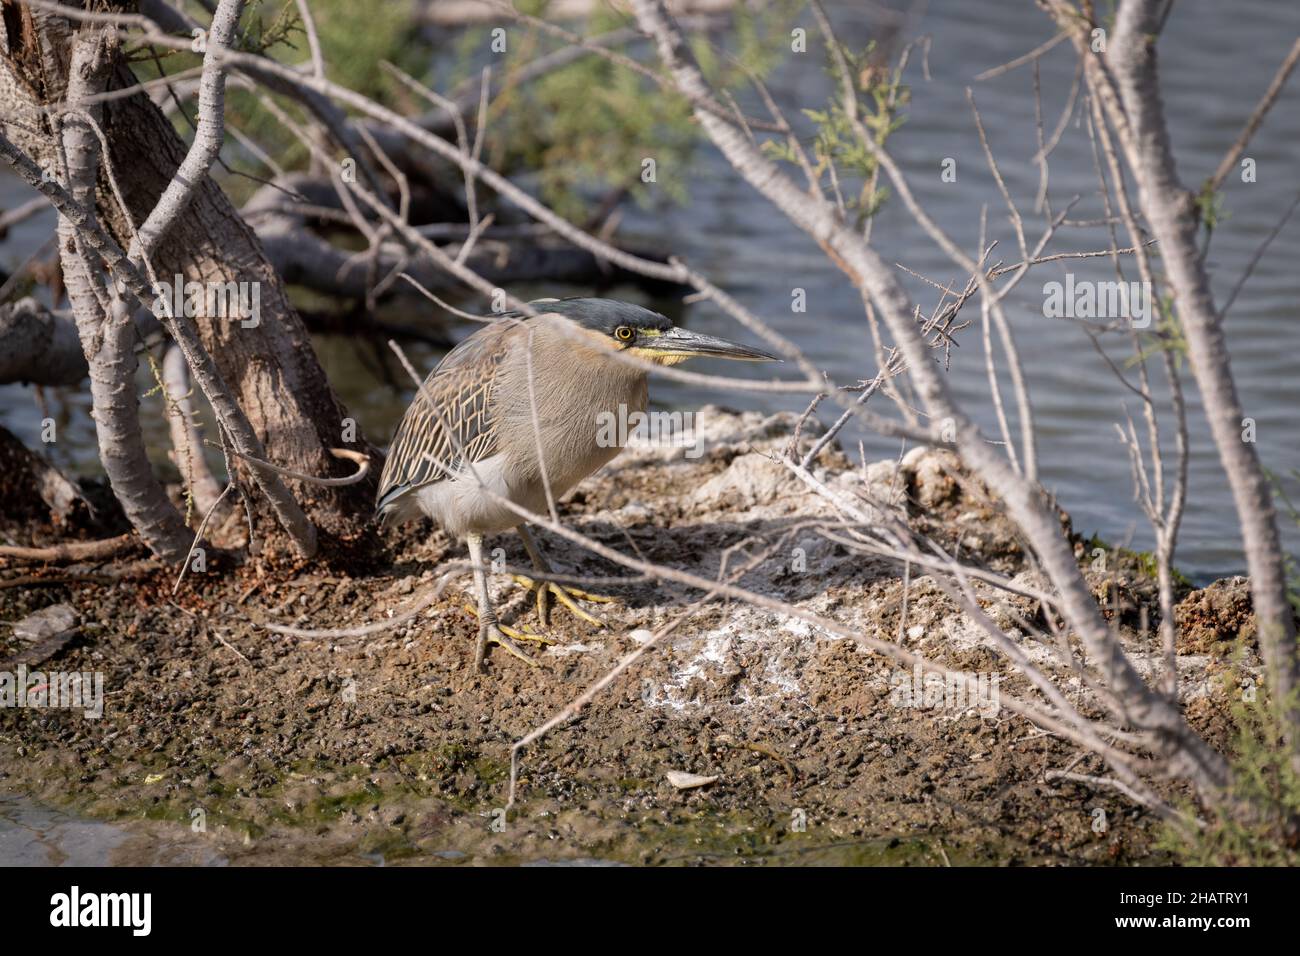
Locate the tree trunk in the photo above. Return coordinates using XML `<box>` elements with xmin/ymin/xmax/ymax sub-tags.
<box><xmin>1108</xmin><ymin>0</ymin><xmax>1300</xmax><ymax>759</ymax></box>
<box><xmin>0</xmin><ymin>1</ymin><xmax>377</xmax><ymax>557</ymax></box>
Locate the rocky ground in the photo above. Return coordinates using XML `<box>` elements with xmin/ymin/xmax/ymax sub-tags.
<box><xmin>0</xmin><ymin>407</ymin><xmax>1261</xmax><ymax>865</ymax></box>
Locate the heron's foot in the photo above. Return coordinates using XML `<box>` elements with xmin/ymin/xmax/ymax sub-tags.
<box><xmin>464</xmin><ymin>604</ymin><xmax>552</xmax><ymax>668</ymax></box>
<box><xmin>511</xmin><ymin>574</ymin><xmax>615</xmax><ymax>627</ymax></box>
<box><xmin>464</xmin><ymin>604</ymin><xmax>554</xmax><ymax>646</ymax></box>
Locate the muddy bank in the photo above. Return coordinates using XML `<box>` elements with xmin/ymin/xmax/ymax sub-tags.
<box><xmin>0</xmin><ymin>408</ymin><xmax>1259</xmax><ymax>865</ymax></box>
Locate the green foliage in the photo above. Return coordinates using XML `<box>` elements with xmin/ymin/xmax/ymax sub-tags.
<box><xmin>762</xmin><ymin>39</ymin><xmax>908</xmax><ymax>228</ymax></box>
<box><xmin>300</xmin><ymin>0</ymin><xmax>428</xmax><ymax>100</ymax></box>
<box><xmin>486</xmin><ymin>26</ymin><xmax>696</xmax><ymax>220</ymax></box>
<box><xmin>125</xmin><ymin>0</ymin><xmax>430</xmax><ymax>204</ymax></box>
<box><xmin>1125</xmin><ymin>291</ymin><xmax>1189</xmax><ymax>369</ymax></box>
<box><xmin>1160</xmin><ymin>476</ymin><xmax>1300</xmax><ymax>864</ymax></box>
<box><xmin>1132</xmin><ymin>547</ymin><xmax>1190</xmax><ymax>591</ymax></box>
<box><xmin>1160</xmin><ymin>677</ymin><xmax>1300</xmax><ymax>865</ymax></box>
<box><xmin>222</xmin><ymin>0</ymin><xmax>430</xmax><ymax>197</ymax></box>
<box><xmin>476</xmin><ymin>2</ymin><xmax>802</xmax><ymax>221</ymax></box>
<box><xmin>234</xmin><ymin>0</ymin><xmax>301</xmax><ymax>56</ymax></box>
<box><xmin>1079</xmin><ymin>533</ymin><xmax>1192</xmax><ymax>591</ymax></box>
<box><xmin>1195</xmin><ymin>182</ymin><xmax>1227</xmax><ymax>233</ymax></box>
<box><xmin>127</xmin><ymin>1</ymin><xmax>305</xmax><ymax>74</ymax></box>
<box><xmin>134</xmin><ymin>0</ymin><xmax>807</xmax><ymax>220</ymax></box>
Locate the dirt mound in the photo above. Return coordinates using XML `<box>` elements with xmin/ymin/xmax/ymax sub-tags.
<box><xmin>0</xmin><ymin>407</ymin><xmax>1256</xmax><ymax>865</ymax></box>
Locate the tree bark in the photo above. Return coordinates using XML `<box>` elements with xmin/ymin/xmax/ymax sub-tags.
<box><xmin>0</xmin><ymin>0</ymin><xmax>377</xmax><ymax>555</ymax></box>
<box><xmin>56</xmin><ymin>26</ymin><xmax>192</xmax><ymax>564</ymax></box>
<box><xmin>0</xmin><ymin>422</ymin><xmax>95</xmax><ymax>528</ymax></box>
<box><xmin>0</xmin><ymin>297</ymin><xmax>87</xmax><ymax>386</ymax></box>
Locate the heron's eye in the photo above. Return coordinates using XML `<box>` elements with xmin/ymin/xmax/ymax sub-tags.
<box><xmin>615</xmin><ymin>326</ymin><xmax>634</xmax><ymax>342</ymax></box>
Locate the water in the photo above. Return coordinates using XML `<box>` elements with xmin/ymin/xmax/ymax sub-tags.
<box><xmin>619</xmin><ymin>0</ymin><xmax>1300</xmax><ymax>581</ymax></box>
<box><xmin>0</xmin><ymin>794</ymin><xmax>225</xmax><ymax>866</ymax></box>
<box><xmin>1</xmin><ymin>0</ymin><xmax>1297</xmax><ymax>582</ymax></box>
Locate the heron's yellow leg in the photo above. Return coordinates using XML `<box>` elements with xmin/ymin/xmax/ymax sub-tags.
<box><xmin>515</xmin><ymin>525</ymin><xmax>616</xmax><ymax>627</ymax></box>
<box><xmin>511</xmin><ymin>575</ymin><xmax>611</xmax><ymax>627</ymax></box>
<box><xmin>484</xmin><ymin>629</ymin><xmax>538</xmax><ymax>665</ymax></box>
<box><xmin>461</xmin><ymin>604</ymin><xmax>553</xmax><ymax>646</ymax></box>
<box><xmin>466</xmin><ymin>533</ymin><xmax>539</xmax><ymax>669</ymax></box>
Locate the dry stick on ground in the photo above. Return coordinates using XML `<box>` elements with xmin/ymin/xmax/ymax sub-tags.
<box><xmin>256</xmin><ymin>573</ymin><xmax>456</xmax><ymax>640</ymax></box>
<box><xmin>171</xmin><ymin>483</ymin><xmax>235</xmax><ymax>596</ymax></box>
<box><xmin>507</xmin><ymin>578</ymin><xmax>733</xmax><ymax>809</ymax></box>
<box><xmin>0</xmin><ymin>533</ymin><xmax>139</xmax><ymax>563</ymax></box>
<box><xmin>0</xmin><ymin>574</ymin><xmax>103</xmax><ymax>591</ymax></box>
<box><xmin>774</xmin><ymin>454</ymin><xmax>1173</xmax><ymax>795</ymax></box>
<box><xmin>630</xmin><ymin>0</ymin><xmax>1230</xmax><ymax>798</ymax></box>
<box><xmin>170</xmin><ymin>449</ymin><xmax>370</xmax><ymax>595</ymax></box>
<box><xmin>1044</xmin><ymin>769</ymin><xmax>1170</xmax><ymax>814</ymax></box>
<box><xmin>474</xmin><ymin>472</ymin><xmax>1175</xmax><ymax>796</ymax></box>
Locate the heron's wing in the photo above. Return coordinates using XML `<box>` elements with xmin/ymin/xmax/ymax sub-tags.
<box><xmin>376</xmin><ymin>320</ymin><xmax>517</xmax><ymax>511</ymax></box>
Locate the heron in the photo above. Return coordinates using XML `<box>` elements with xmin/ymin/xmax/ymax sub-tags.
<box><xmin>376</xmin><ymin>297</ymin><xmax>779</xmax><ymax>670</ymax></box>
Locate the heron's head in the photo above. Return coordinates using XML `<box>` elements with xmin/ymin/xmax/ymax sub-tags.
<box><xmin>534</xmin><ymin>297</ymin><xmax>780</xmax><ymax>366</ymax></box>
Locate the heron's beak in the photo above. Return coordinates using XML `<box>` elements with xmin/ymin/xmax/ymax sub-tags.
<box><xmin>639</xmin><ymin>326</ymin><xmax>781</xmax><ymax>363</ymax></box>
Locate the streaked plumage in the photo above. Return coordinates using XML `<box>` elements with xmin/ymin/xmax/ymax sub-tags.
<box><xmin>376</xmin><ymin>297</ymin><xmax>778</xmax><ymax>669</ymax></box>
<box><xmin>377</xmin><ymin>300</ymin><xmax>659</xmax><ymax>535</ymax></box>
<box><xmin>376</xmin><ymin>318</ymin><xmax>513</xmax><ymax>521</ymax></box>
